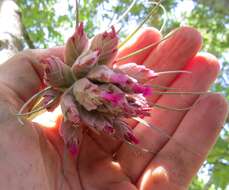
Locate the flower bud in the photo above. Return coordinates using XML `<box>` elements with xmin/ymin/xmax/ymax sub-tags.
<box><xmin>100</xmin><ymin>91</ymin><xmax>124</xmax><ymax>106</ymax></box>
<box><xmin>59</xmin><ymin>120</ymin><xmax>74</xmax><ymax>143</ymax></box>
<box><xmin>103</xmin><ymin>125</ymin><xmax>115</xmax><ymax>135</ymax></box>
<box><xmin>71</xmin><ymin>50</ymin><xmax>100</xmax><ymax>78</ymax></box>
<box><xmin>131</xmin><ymin>83</ymin><xmax>152</xmax><ymax>97</ymax></box>
<box><xmin>64</xmin><ymin>22</ymin><xmax>89</xmax><ymax>66</ymax></box>
<box><xmin>98</xmin><ymin>84</ymin><xmax>130</xmax><ymax>115</ymax></box>
<box><xmin>87</xmin><ymin>65</ymin><xmax>152</xmax><ymax>96</ymax></box>
<box><xmin>126</xmin><ymin>94</ymin><xmax>151</xmax><ymax>118</ymax></box>
<box><xmin>114</xmin><ymin>120</ymin><xmax>139</xmax><ymax>144</ymax></box>
<box><xmin>59</xmin><ymin>120</ymin><xmax>82</xmax><ymax>157</ymax></box>
<box><xmin>99</xmin><ymin>86</ymin><xmax>150</xmax><ymax>118</ymax></box>
<box><xmin>73</xmin><ymin>78</ymin><xmax>103</xmax><ymax>111</ymax></box>
<box><xmin>43</xmin><ymin>88</ymin><xmax>62</xmax><ymax>112</ymax></box>
<box><xmin>90</xmin><ymin>26</ymin><xmax>118</xmax><ymax>65</ymax></box>
<box><xmin>87</xmin><ymin>65</ymin><xmax>129</xmax><ymax>85</ymax></box>
<box><xmin>116</xmin><ymin>63</ymin><xmax>157</xmax><ymax>83</ymax></box>
<box><xmin>78</xmin><ymin>106</ymin><xmax>115</xmax><ymax>135</ymax></box>
<box><xmin>61</xmin><ymin>92</ymin><xmax>80</xmax><ymax>124</ymax></box>
<box><xmin>42</xmin><ymin>56</ymin><xmax>75</xmax><ymax>88</ymax></box>
<box><xmin>68</xmin><ymin>141</ymin><xmax>78</xmax><ymax>157</ymax></box>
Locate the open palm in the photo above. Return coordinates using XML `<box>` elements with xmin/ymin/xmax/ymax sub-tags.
<box><xmin>0</xmin><ymin>27</ymin><xmax>227</xmax><ymax>190</ymax></box>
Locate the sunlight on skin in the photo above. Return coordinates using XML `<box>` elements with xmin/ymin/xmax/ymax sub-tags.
<box><xmin>151</xmin><ymin>166</ymin><xmax>169</xmax><ymax>183</ymax></box>
<box><xmin>32</xmin><ymin>106</ymin><xmax>62</xmax><ymax>128</ymax></box>
<box><xmin>111</xmin><ymin>161</ymin><xmax>122</xmax><ymax>170</ymax></box>
<box><xmin>139</xmin><ymin>169</ymin><xmax>151</xmax><ymax>190</ymax></box>
<box><xmin>139</xmin><ymin>166</ymin><xmax>169</xmax><ymax>190</ymax></box>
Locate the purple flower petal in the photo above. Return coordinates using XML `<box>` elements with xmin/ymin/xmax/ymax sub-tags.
<box><xmin>103</xmin><ymin>125</ymin><xmax>115</xmax><ymax>135</ymax></box>
<box><xmin>111</xmin><ymin>73</ymin><xmax>129</xmax><ymax>85</ymax></box>
<box><xmin>132</xmin><ymin>84</ymin><xmax>152</xmax><ymax>96</ymax></box>
<box><xmin>68</xmin><ymin>142</ymin><xmax>78</xmax><ymax>157</ymax></box>
<box><xmin>124</xmin><ymin>132</ymin><xmax>139</xmax><ymax>144</ymax></box>
<box><xmin>100</xmin><ymin>91</ymin><xmax>124</xmax><ymax>106</ymax></box>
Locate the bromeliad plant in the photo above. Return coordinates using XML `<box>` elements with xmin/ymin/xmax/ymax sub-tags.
<box><xmin>16</xmin><ymin>1</ymin><xmax>203</xmax><ymax>158</ymax></box>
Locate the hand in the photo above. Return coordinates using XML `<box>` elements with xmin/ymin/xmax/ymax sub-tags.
<box><xmin>0</xmin><ymin>27</ymin><xmax>228</xmax><ymax>190</ymax></box>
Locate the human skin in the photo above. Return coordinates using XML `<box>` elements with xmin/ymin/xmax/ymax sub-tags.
<box><xmin>0</xmin><ymin>27</ymin><xmax>228</xmax><ymax>190</ymax></box>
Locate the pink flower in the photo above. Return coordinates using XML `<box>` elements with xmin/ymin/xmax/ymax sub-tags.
<box><xmin>64</xmin><ymin>22</ymin><xmax>89</xmax><ymax>66</ymax></box>
<box><xmin>114</xmin><ymin>120</ymin><xmax>139</xmax><ymax>144</ymax></box>
<box><xmin>72</xmin><ymin>50</ymin><xmax>100</xmax><ymax>78</ymax></box>
<box><xmin>68</xmin><ymin>141</ymin><xmax>78</xmax><ymax>157</ymax></box>
<box><xmin>131</xmin><ymin>84</ymin><xmax>152</xmax><ymax>96</ymax></box>
<box><xmin>59</xmin><ymin>120</ymin><xmax>81</xmax><ymax>158</ymax></box>
<box><xmin>61</xmin><ymin>92</ymin><xmax>80</xmax><ymax>124</ymax></box>
<box><xmin>90</xmin><ymin>26</ymin><xmax>118</xmax><ymax>65</ymax></box>
<box><xmin>116</xmin><ymin>63</ymin><xmax>157</xmax><ymax>83</ymax></box>
<box><xmin>78</xmin><ymin>106</ymin><xmax>115</xmax><ymax>135</ymax></box>
<box><xmin>87</xmin><ymin>65</ymin><xmax>130</xmax><ymax>87</ymax></box>
<box><xmin>103</xmin><ymin>125</ymin><xmax>115</xmax><ymax>135</ymax></box>
<box><xmin>73</xmin><ymin>78</ymin><xmax>103</xmax><ymax>111</ymax></box>
<box><xmin>100</xmin><ymin>91</ymin><xmax>124</xmax><ymax>106</ymax></box>
<box><xmin>42</xmin><ymin>56</ymin><xmax>75</xmax><ymax>88</ymax></box>
<box><xmin>40</xmin><ymin>23</ymin><xmax>156</xmax><ymax>149</ymax></box>
<box><xmin>110</xmin><ymin>73</ymin><xmax>129</xmax><ymax>86</ymax></box>
<box><xmin>124</xmin><ymin>132</ymin><xmax>139</xmax><ymax>144</ymax></box>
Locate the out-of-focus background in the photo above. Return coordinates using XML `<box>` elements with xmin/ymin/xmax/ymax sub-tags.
<box><xmin>0</xmin><ymin>0</ymin><xmax>228</xmax><ymax>189</ymax></box>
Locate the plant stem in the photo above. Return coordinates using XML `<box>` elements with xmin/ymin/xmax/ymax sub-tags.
<box><xmin>155</xmin><ymin>70</ymin><xmax>192</xmax><ymax>76</ymax></box>
<box><xmin>108</xmin><ymin>0</ymin><xmax>137</xmax><ymax>28</ymax></box>
<box><xmin>152</xmin><ymin>91</ymin><xmax>208</xmax><ymax>95</ymax></box>
<box><xmin>115</xmin><ymin>29</ymin><xmax>178</xmax><ymax>63</ymax></box>
<box><xmin>16</xmin><ymin>86</ymin><xmax>52</xmax><ymax>125</ymax></box>
<box><xmin>151</xmin><ymin>84</ymin><xmax>180</xmax><ymax>90</ymax></box>
<box><xmin>16</xmin><ymin>97</ymin><xmax>58</xmax><ymax>116</ymax></box>
<box><xmin>76</xmin><ymin>0</ymin><xmax>79</xmax><ymax>26</ymax></box>
<box><xmin>118</xmin><ymin>0</ymin><xmax>163</xmax><ymax>49</ymax></box>
<box><xmin>153</xmin><ymin>104</ymin><xmax>192</xmax><ymax>111</ymax></box>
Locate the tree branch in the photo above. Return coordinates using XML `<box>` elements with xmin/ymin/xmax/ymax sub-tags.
<box><xmin>21</xmin><ymin>19</ymin><xmax>35</xmax><ymax>49</ymax></box>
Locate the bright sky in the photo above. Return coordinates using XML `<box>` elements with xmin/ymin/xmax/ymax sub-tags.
<box><xmin>52</xmin><ymin>0</ymin><xmax>195</xmax><ymax>41</ymax></box>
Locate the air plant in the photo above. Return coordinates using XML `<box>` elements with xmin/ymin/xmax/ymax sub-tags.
<box><xmin>17</xmin><ymin>0</ymin><xmax>206</xmax><ymax>173</ymax></box>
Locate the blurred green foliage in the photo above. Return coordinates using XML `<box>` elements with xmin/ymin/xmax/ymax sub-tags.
<box><xmin>17</xmin><ymin>0</ymin><xmax>229</xmax><ymax>189</ymax></box>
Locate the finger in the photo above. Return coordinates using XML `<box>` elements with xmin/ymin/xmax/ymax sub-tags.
<box><xmin>35</xmin><ymin>118</ymin><xmax>83</xmax><ymax>189</ymax></box>
<box><xmin>0</xmin><ymin>82</ymin><xmax>80</xmax><ymax>189</ymax></box>
<box><xmin>127</xmin><ymin>27</ymin><xmax>203</xmax><ymax>129</ymax></box>
<box><xmin>116</xmin><ymin>27</ymin><xmax>202</xmax><ymax>170</ymax></box>
<box><xmin>77</xmin><ymin>133</ymin><xmax>137</xmax><ymax>190</ymax></box>
<box><xmin>116</xmin><ymin>27</ymin><xmax>161</xmax><ymax>65</ymax></box>
<box><xmin>138</xmin><ymin>93</ymin><xmax>228</xmax><ymax>190</ymax></box>
<box><xmin>117</xmin><ymin>53</ymin><xmax>220</xmax><ymax>182</ymax></box>
<box><xmin>144</xmin><ymin>26</ymin><xmax>202</xmax><ymax>104</ymax></box>
<box><xmin>0</xmin><ymin>47</ymin><xmax>63</xmax><ymax>102</ymax></box>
